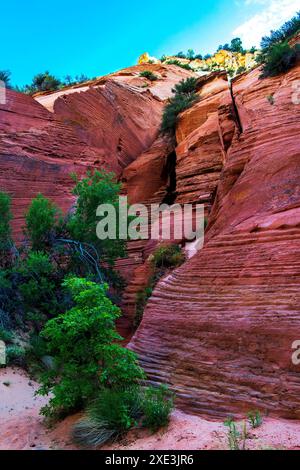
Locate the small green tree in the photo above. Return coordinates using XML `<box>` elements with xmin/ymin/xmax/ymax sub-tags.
<box><xmin>0</xmin><ymin>70</ymin><xmax>12</xmax><ymax>89</ymax></box>
<box><xmin>68</xmin><ymin>170</ymin><xmax>126</xmax><ymax>264</ymax></box>
<box><xmin>25</xmin><ymin>194</ymin><xmax>60</xmax><ymax>251</ymax></box>
<box><xmin>24</xmin><ymin>71</ymin><xmax>61</xmax><ymax>94</ymax></box>
<box><xmin>38</xmin><ymin>277</ymin><xmax>145</xmax><ymax>417</ymax></box>
<box><xmin>0</xmin><ymin>191</ymin><xmax>12</xmax><ymax>251</ymax></box>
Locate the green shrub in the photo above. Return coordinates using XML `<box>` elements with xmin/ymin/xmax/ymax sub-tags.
<box><xmin>0</xmin><ymin>327</ymin><xmax>13</xmax><ymax>342</ymax></box>
<box><xmin>17</xmin><ymin>251</ymin><xmax>60</xmax><ymax>328</ymax></box>
<box><xmin>25</xmin><ymin>194</ymin><xmax>60</xmax><ymax>251</ymax></box>
<box><xmin>24</xmin><ymin>71</ymin><xmax>61</xmax><ymax>94</ymax></box>
<box><xmin>161</xmin><ymin>93</ymin><xmax>198</xmax><ymax>134</ymax></box>
<box><xmin>152</xmin><ymin>243</ymin><xmax>185</xmax><ymax>268</ymax></box>
<box><xmin>260</xmin><ymin>41</ymin><xmax>299</xmax><ymax>78</ymax></box>
<box><xmin>172</xmin><ymin>77</ymin><xmax>198</xmax><ymax>95</ymax></box>
<box><xmin>0</xmin><ymin>191</ymin><xmax>12</xmax><ymax>251</ymax></box>
<box><xmin>161</xmin><ymin>77</ymin><xmax>198</xmax><ymax>134</ymax></box>
<box><xmin>0</xmin><ymin>70</ymin><xmax>12</xmax><ymax>88</ymax></box>
<box><xmin>141</xmin><ymin>385</ymin><xmax>174</xmax><ymax>432</ymax></box>
<box><xmin>6</xmin><ymin>345</ymin><xmax>25</xmax><ymax>365</ymax></box>
<box><xmin>37</xmin><ymin>277</ymin><xmax>145</xmax><ymax>418</ymax></box>
<box><xmin>139</xmin><ymin>70</ymin><xmax>158</xmax><ymax>81</ymax></box>
<box><xmin>165</xmin><ymin>59</ymin><xmax>192</xmax><ymax>70</ymax></box>
<box><xmin>68</xmin><ymin>170</ymin><xmax>126</xmax><ymax>264</ymax></box>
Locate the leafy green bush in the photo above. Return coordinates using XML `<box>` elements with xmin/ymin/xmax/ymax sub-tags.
<box><xmin>139</xmin><ymin>70</ymin><xmax>158</xmax><ymax>81</ymax></box>
<box><xmin>68</xmin><ymin>170</ymin><xmax>126</xmax><ymax>264</ymax></box>
<box><xmin>25</xmin><ymin>194</ymin><xmax>60</xmax><ymax>251</ymax></box>
<box><xmin>260</xmin><ymin>41</ymin><xmax>299</xmax><ymax>77</ymax></box>
<box><xmin>24</xmin><ymin>71</ymin><xmax>61</xmax><ymax>94</ymax></box>
<box><xmin>37</xmin><ymin>277</ymin><xmax>144</xmax><ymax>418</ymax></box>
<box><xmin>152</xmin><ymin>243</ymin><xmax>185</xmax><ymax>268</ymax></box>
<box><xmin>141</xmin><ymin>385</ymin><xmax>174</xmax><ymax>432</ymax></box>
<box><xmin>17</xmin><ymin>251</ymin><xmax>61</xmax><ymax>329</ymax></box>
<box><xmin>0</xmin><ymin>191</ymin><xmax>12</xmax><ymax>251</ymax></box>
<box><xmin>161</xmin><ymin>77</ymin><xmax>198</xmax><ymax>134</ymax></box>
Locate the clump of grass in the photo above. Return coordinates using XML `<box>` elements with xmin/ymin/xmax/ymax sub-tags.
<box><xmin>224</xmin><ymin>417</ymin><xmax>248</xmax><ymax>450</ymax></box>
<box><xmin>248</xmin><ymin>410</ymin><xmax>263</xmax><ymax>429</ymax></box>
<box><xmin>72</xmin><ymin>385</ymin><xmax>174</xmax><ymax>448</ymax></box>
<box><xmin>139</xmin><ymin>70</ymin><xmax>158</xmax><ymax>81</ymax></box>
<box><xmin>141</xmin><ymin>385</ymin><xmax>174</xmax><ymax>432</ymax></box>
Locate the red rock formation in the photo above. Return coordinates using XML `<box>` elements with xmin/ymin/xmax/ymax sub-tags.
<box><xmin>175</xmin><ymin>73</ymin><xmax>235</xmax><ymax>207</ymax></box>
<box><xmin>0</xmin><ymin>90</ymin><xmax>100</xmax><ymax>240</ymax></box>
<box><xmin>0</xmin><ymin>65</ymin><xmax>194</xmax><ymax>240</ymax></box>
<box><xmin>129</xmin><ymin>64</ymin><xmax>300</xmax><ymax>419</ymax></box>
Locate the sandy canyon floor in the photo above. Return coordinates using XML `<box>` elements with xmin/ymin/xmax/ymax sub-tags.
<box><xmin>2</xmin><ymin>367</ymin><xmax>300</xmax><ymax>451</ymax></box>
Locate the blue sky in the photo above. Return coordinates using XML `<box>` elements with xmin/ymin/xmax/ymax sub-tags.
<box><xmin>2</xmin><ymin>0</ymin><xmax>300</xmax><ymax>86</ymax></box>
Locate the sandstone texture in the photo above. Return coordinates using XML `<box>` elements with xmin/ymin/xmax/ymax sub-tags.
<box><xmin>0</xmin><ymin>64</ymin><xmax>194</xmax><ymax>240</ymax></box>
<box><xmin>129</xmin><ymin>64</ymin><xmax>300</xmax><ymax>419</ymax></box>
<box><xmin>1</xmin><ymin>55</ymin><xmax>300</xmax><ymax>422</ymax></box>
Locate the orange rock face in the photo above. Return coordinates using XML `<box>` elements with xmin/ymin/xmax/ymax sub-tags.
<box><xmin>129</xmin><ymin>64</ymin><xmax>300</xmax><ymax>419</ymax></box>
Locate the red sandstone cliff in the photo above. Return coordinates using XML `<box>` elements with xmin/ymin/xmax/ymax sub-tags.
<box><xmin>129</xmin><ymin>64</ymin><xmax>300</xmax><ymax>419</ymax></box>
<box><xmin>0</xmin><ymin>64</ymin><xmax>194</xmax><ymax>240</ymax></box>
<box><xmin>1</xmin><ymin>57</ymin><xmax>300</xmax><ymax>420</ymax></box>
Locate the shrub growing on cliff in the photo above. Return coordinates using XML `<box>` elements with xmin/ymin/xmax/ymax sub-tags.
<box><xmin>0</xmin><ymin>191</ymin><xmax>12</xmax><ymax>252</ymax></box>
<box><xmin>0</xmin><ymin>70</ymin><xmax>12</xmax><ymax>88</ymax></box>
<box><xmin>152</xmin><ymin>243</ymin><xmax>185</xmax><ymax>269</ymax></box>
<box><xmin>259</xmin><ymin>41</ymin><xmax>300</xmax><ymax>77</ymax></box>
<box><xmin>37</xmin><ymin>277</ymin><xmax>145</xmax><ymax>418</ymax></box>
<box><xmin>161</xmin><ymin>77</ymin><xmax>198</xmax><ymax>134</ymax></box>
<box><xmin>261</xmin><ymin>12</ymin><xmax>300</xmax><ymax>50</ymax></box>
<box><xmin>165</xmin><ymin>59</ymin><xmax>192</xmax><ymax>70</ymax></box>
<box><xmin>139</xmin><ymin>70</ymin><xmax>158</xmax><ymax>81</ymax></box>
<box><xmin>24</xmin><ymin>71</ymin><xmax>61</xmax><ymax>94</ymax></box>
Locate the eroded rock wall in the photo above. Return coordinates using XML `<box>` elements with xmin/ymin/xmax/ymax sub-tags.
<box><xmin>129</xmin><ymin>64</ymin><xmax>300</xmax><ymax>419</ymax></box>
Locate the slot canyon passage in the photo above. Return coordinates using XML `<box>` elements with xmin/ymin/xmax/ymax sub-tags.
<box><xmin>1</xmin><ymin>59</ymin><xmax>300</xmax><ymax>450</ymax></box>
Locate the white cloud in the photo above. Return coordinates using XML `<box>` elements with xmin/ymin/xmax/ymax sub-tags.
<box><xmin>233</xmin><ymin>0</ymin><xmax>300</xmax><ymax>48</ymax></box>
